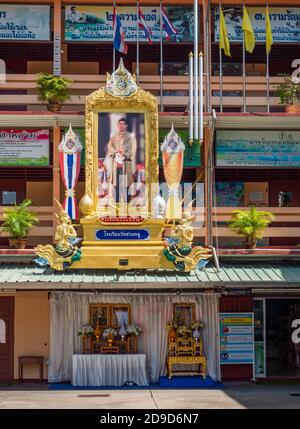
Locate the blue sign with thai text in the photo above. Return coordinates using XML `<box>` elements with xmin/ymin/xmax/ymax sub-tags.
<box><xmin>96</xmin><ymin>229</ymin><xmax>150</xmax><ymax>240</ymax></box>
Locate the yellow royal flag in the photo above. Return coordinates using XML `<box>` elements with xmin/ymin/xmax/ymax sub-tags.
<box><xmin>242</xmin><ymin>5</ymin><xmax>255</xmax><ymax>53</ymax></box>
<box><xmin>219</xmin><ymin>6</ymin><xmax>231</xmax><ymax>57</ymax></box>
<box><xmin>266</xmin><ymin>5</ymin><xmax>273</xmax><ymax>55</ymax></box>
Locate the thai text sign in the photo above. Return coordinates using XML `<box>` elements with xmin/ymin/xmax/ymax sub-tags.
<box><xmin>216</xmin><ymin>130</ymin><xmax>300</xmax><ymax>167</ymax></box>
<box><xmin>0</xmin><ymin>129</ymin><xmax>49</xmax><ymax>166</ymax></box>
<box><xmin>96</xmin><ymin>229</ymin><xmax>150</xmax><ymax>240</ymax></box>
<box><xmin>214</xmin><ymin>7</ymin><xmax>300</xmax><ymax>43</ymax></box>
<box><xmin>0</xmin><ymin>5</ymin><xmax>50</xmax><ymax>40</ymax></box>
<box><xmin>65</xmin><ymin>6</ymin><xmax>193</xmax><ymax>42</ymax></box>
<box><xmin>220</xmin><ymin>313</ymin><xmax>254</xmax><ymax>364</ymax></box>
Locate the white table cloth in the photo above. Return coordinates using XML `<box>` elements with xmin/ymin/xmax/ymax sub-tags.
<box><xmin>72</xmin><ymin>354</ymin><xmax>149</xmax><ymax>386</ymax></box>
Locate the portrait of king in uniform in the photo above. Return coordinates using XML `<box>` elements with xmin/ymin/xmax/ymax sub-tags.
<box><xmin>98</xmin><ymin>113</ymin><xmax>145</xmax><ymax>204</ymax></box>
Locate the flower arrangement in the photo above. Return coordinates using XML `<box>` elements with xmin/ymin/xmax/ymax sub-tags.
<box><xmin>102</xmin><ymin>328</ymin><xmax>118</xmax><ymax>338</ymax></box>
<box><xmin>77</xmin><ymin>325</ymin><xmax>94</xmax><ymax>337</ymax></box>
<box><xmin>177</xmin><ymin>325</ymin><xmax>192</xmax><ymax>337</ymax></box>
<box><xmin>191</xmin><ymin>320</ymin><xmax>203</xmax><ymax>330</ymax></box>
<box><xmin>127</xmin><ymin>324</ymin><xmax>143</xmax><ymax>336</ymax></box>
<box><xmin>165</xmin><ymin>320</ymin><xmax>178</xmax><ymax>331</ymax></box>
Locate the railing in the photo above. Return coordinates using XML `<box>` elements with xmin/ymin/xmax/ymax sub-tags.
<box><xmin>0</xmin><ymin>205</ymin><xmax>298</xmax><ymax>246</ymax></box>
<box><xmin>190</xmin><ymin>207</ymin><xmax>300</xmax><ymax>238</ymax></box>
<box><xmin>212</xmin><ymin>207</ymin><xmax>300</xmax><ymax>239</ymax></box>
<box><xmin>0</xmin><ymin>74</ymin><xmax>285</xmax><ymax>111</ymax></box>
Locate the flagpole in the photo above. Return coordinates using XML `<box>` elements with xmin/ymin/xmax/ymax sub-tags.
<box><xmin>219</xmin><ymin>4</ymin><xmax>223</xmax><ymax>113</ymax></box>
<box><xmin>160</xmin><ymin>0</ymin><xmax>163</xmax><ymax>112</ymax></box>
<box><xmin>189</xmin><ymin>52</ymin><xmax>194</xmax><ymax>143</ymax></box>
<box><xmin>199</xmin><ymin>51</ymin><xmax>203</xmax><ymax>141</ymax></box>
<box><xmin>266</xmin><ymin>48</ymin><xmax>270</xmax><ymax>113</ymax></box>
<box><xmin>266</xmin><ymin>2</ymin><xmax>270</xmax><ymax>114</ymax></box>
<box><xmin>136</xmin><ymin>0</ymin><xmax>140</xmax><ymax>83</ymax></box>
<box><xmin>242</xmin><ymin>4</ymin><xmax>246</xmax><ymax>113</ymax></box>
<box><xmin>193</xmin><ymin>0</ymin><xmax>199</xmax><ymax>140</ymax></box>
<box><xmin>113</xmin><ymin>0</ymin><xmax>116</xmax><ymax>71</ymax></box>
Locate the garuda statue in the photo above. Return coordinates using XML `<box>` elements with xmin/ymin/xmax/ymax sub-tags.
<box><xmin>35</xmin><ymin>199</ymin><xmax>81</xmax><ymax>271</ymax></box>
<box><xmin>163</xmin><ymin>208</ymin><xmax>211</xmax><ymax>272</ymax></box>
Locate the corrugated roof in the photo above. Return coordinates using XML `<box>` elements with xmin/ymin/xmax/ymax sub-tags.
<box><xmin>0</xmin><ymin>261</ymin><xmax>300</xmax><ymax>290</ymax></box>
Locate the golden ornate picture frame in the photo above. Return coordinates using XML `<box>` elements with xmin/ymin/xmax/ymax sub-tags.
<box><xmin>173</xmin><ymin>303</ymin><xmax>195</xmax><ymax>326</ymax></box>
<box><xmin>80</xmin><ymin>72</ymin><xmax>159</xmax><ymax>217</ymax></box>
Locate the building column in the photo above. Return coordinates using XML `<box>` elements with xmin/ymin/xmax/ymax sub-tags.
<box><xmin>53</xmin><ymin>0</ymin><xmax>62</xmax><ymax>76</ymax></box>
<box><xmin>53</xmin><ymin>126</ymin><xmax>61</xmax><ymax>239</ymax></box>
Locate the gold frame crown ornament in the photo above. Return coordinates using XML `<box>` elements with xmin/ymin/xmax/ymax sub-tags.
<box><xmin>58</xmin><ymin>123</ymin><xmax>83</xmax><ymax>154</ymax></box>
<box><xmin>106</xmin><ymin>58</ymin><xmax>138</xmax><ymax>98</ymax></box>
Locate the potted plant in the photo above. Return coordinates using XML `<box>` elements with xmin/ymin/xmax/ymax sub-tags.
<box><xmin>36</xmin><ymin>72</ymin><xmax>73</xmax><ymax>112</ymax></box>
<box><xmin>1</xmin><ymin>199</ymin><xmax>38</xmax><ymax>249</ymax></box>
<box><xmin>275</xmin><ymin>76</ymin><xmax>300</xmax><ymax>113</ymax></box>
<box><xmin>228</xmin><ymin>207</ymin><xmax>275</xmax><ymax>250</ymax></box>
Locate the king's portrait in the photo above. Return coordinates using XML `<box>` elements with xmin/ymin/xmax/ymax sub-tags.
<box><xmin>98</xmin><ymin>113</ymin><xmax>145</xmax><ymax>205</ymax></box>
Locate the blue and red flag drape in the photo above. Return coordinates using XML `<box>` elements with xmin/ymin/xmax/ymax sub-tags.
<box><xmin>138</xmin><ymin>7</ymin><xmax>153</xmax><ymax>44</ymax></box>
<box><xmin>162</xmin><ymin>6</ymin><xmax>178</xmax><ymax>41</ymax></box>
<box><xmin>58</xmin><ymin>124</ymin><xmax>82</xmax><ymax>220</ymax></box>
<box><xmin>113</xmin><ymin>6</ymin><xmax>128</xmax><ymax>54</ymax></box>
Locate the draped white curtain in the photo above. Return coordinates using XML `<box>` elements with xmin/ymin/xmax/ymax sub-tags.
<box><xmin>48</xmin><ymin>292</ymin><xmax>220</xmax><ymax>383</ymax></box>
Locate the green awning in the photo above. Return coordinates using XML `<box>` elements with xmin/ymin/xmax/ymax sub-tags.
<box><xmin>0</xmin><ymin>261</ymin><xmax>300</xmax><ymax>290</ymax></box>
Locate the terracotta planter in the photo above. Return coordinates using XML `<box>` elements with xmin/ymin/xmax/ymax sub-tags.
<box><xmin>244</xmin><ymin>240</ymin><xmax>257</xmax><ymax>250</ymax></box>
<box><xmin>8</xmin><ymin>238</ymin><xmax>26</xmax><ymax>249</ymax></box>
<box><xmin>47</xmin><ymin>102</ymin><xmax>61</xmax><ymax>112</ymax></box>
<box><xmin>285</xmin><ymin>104</ymin><xmax>300</xmax><ymax>114</ymax></box>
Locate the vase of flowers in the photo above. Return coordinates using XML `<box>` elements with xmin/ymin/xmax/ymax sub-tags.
<box><xmin>77</xmin><ymin>325</ymin><xmax>94</xmax><ymax>338</ymax></box>
<box><xmin>177</xmin><ymin>325</ymin><xmax>192</xmax><ymax>338</ymax></box>
<box><xmin>103</xmin><ymin>328</ymin><xmax>118</xmax><ymax>346</ymax></box>
<box><xmin>191</xmin><ymin>320</ymin><xmax>203</xmax><ymax>342</ymax></box>
<box><xmin>118</xmin><ymin>324</ymin><xmax>127</xmax><ymax>341</ymax></box>
<box><xmin>166</xmin><ymin>320</ymin><xmax>178</xmax><ymax>342</ymax></box>
<box><xmin>127</xmin><ymin>324</ymin><xmax>143</xmax><ymax>337</ymax></box>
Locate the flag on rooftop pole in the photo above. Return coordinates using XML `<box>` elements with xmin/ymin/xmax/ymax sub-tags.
<box><xmin>242</xmin><ymin>5</ymin><xmax>255</xmax><ymax>53</ymax></box>
<box><xmin>138</xmin><ymin>6</ymin><xmax>153</xmax><ymax>44</ymax></box>
<box><xmin>113</xmin><ymin>6</ymin><xmax>128</xmax><ymax>54</ymax></box>
<box><xmin>219</xmin><ymin>6</ymin><xmax>231</xmax><ymax>57</ymax></box>
<box><xmin>161</xmin><ymin>6</ymin><xmax>178</xmax><ymax>41</ymax></box>
<box><xmin>241</xmin><ymin>4</ymin><xmax>255</xmax><ymax>112</ymax></box>
<box><xmin>219</xmin><ymin>4</ymin><xmax>231</xmax><ymax>113</ymax></box>
<box><xmin>265</xmin><ymin>4</ymin><xmax>273</xmax><ymax>55</ymax></box>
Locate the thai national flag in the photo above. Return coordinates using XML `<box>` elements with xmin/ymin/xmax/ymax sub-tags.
<box><xmin>138</xmin><ymin>7</ymin><xmax>153</xmax><ymax>44</ymax></box>
<box><xmin>162</xmin><ymin>6</ymin><xmax>178</xmax><ymax>41</ymax></box>
<box><xmin>113</xmin><ymin>7</ymin><xmax>128</xmax><ymax>54</ymax></box>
